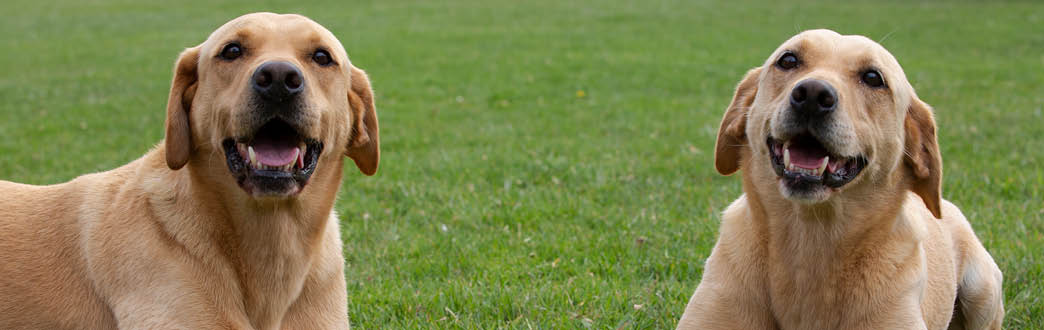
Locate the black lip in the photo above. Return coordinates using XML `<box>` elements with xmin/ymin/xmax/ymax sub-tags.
<box><xmin>221</xmin><ymin>127</ymin><xmax>324</xmax><ymax>195</ymax></box>
<box><xmin>766</xmin><ymin>136</ymin><xmax>866</xmax><ymax>189</ymax></box>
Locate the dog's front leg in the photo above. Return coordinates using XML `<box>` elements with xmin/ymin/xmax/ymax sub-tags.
<box><xmin>677</xmin><ymin>282</ymin><xmax>776</xmax><ymax>330</ymax></box>
<box><xmin>952</xmin><ymin>235</ymin><xmax>1005</xmax><ymax>329</ymax></box>
<box><xmin>676</xmin><ymin>246</ymin><xmax>776</xmax><ymax>329</ymax></box>
<box><xmin>106</xmin><ymin>291</ymin><xmax>256</xmax><ymax>330</ymax></box>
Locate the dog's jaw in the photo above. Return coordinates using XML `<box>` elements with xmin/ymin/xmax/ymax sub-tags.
<box><xmin>765</xmin><ymin>135</ymin><xmax>867</xmax><ymax>203</ymax></box>
<box><xmin>221</xmin><ymin>118</ymin><xmax>325</xmax><ymax>198</ymax></box>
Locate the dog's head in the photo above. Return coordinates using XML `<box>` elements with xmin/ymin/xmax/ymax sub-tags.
<box><xmin>163</xmin><ymin>13</ymin><xmax>379</xmax><ymax>198</ymax></box>
<box><xmin>714</xmin><ymin>29</ymin><xmax>942</xmax><ymax>218</ymax></box>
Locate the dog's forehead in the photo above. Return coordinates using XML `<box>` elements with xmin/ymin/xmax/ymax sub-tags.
<box><xmin>763</xmin><ymin>29</ymin><xmax>914</xmax><ymax>101</ymax></box>
<box><xmin>199</xmin><ymin>13</ymin><xmax>350</xmax><ymax>65</ymax></box>
<box><xmin>769</xmin><ymin>29</ymin><xmax>903</xmax><ymax>73</ymax></box>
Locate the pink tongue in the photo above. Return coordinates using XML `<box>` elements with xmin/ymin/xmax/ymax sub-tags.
<box><xmin>253</xmin><ymin>139</ymin><xmax>299</xmax><ymax>166</ymax></box>
<box><xmin>788</xmin><ymin>146</ymin><xmax>827</xmax><ymax>169</ymax></box>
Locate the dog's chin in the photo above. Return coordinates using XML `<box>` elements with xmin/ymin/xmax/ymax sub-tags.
<box><xmin>221</xmin><ymin>119</ymin><xmax>324</xmax><ymax>198</ymax></box>
<box><xmin>777</xmin><ymin>177</ymin><xmax>833</xmax><ymax>203</ymax></box>
<box><xmin>766</xmin><ymin>135</ymin><xmax>866</xmax><ymax>204</ymax></box>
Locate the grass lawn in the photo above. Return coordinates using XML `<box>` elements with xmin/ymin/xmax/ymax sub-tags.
<box><xmin>1</xmin><ymin>0</ymin><xmax>1041</xmax><ymax>328</ymax></box>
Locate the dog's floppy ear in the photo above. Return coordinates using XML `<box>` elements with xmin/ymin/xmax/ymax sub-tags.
<box><xmin>164</xmin><ymin>47</ymin><xmax>200</xmax><ymax>170</ymax></box>
<box><xmin>714</xmin><ymin>66</ymin><xmax>762</xmax><ymax>175</ymax></box>
<box><xmin>346</xmin><ymin>66</ymin><xmax>380</xmax><ymax>176</ymax></box>
<box><xmin>903</xmin><ymin>97</ymin><xmax>943</xmax><ymax>219</ymax></box>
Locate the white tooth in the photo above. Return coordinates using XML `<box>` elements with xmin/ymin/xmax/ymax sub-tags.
<box><xmin>817</xmin><ymin>156</ymin><xmax>829</xmax><ymax>176</ymax></box>
<box><xmin>248</xmin><ymin>146</ymin><xmax>257</xmax><ymax>165</ymax></box>
<box><xmin>783</xmin><ymin>148</ymin><xmax>791</xmax><ymax>168</ymax></box>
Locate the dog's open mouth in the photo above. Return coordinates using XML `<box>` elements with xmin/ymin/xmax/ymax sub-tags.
<box><xmin>222</xmin><ymin>119</ymin><xmax>323</xmax><ymax>196</ymax></box>
<box><xmin>767</xmin><ymin>135</ymin><xmax>866</xmax><ymax>189</ymax></box>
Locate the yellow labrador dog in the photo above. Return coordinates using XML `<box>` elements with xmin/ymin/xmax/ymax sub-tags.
<box><xmin>0</xmin><ymin>13</ymin><xmax>377</xmax><ymax>329</ymax></box>
<box><xmin>676</xmin><ymin>30</ymin><xmax>1003</xmax><ymax>329</ymax></box>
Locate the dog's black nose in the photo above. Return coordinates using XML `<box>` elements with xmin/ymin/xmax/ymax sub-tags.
<box><xmin>252</xmin><ymin>61</ymin><xmax>304</xmax><ymax>102</ymax></box>
<box><xmin>790</xmin><ymin>79</ymin><xmax>837</xmax><ymax>117</ymax></box>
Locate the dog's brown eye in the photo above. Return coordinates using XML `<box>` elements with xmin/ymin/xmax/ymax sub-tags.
<box><xmin>220</xmin><ymin>43</ymin><xmax>242</xmax><ymax>61</ymax></box>
<box><xmin>777</xmin><ymin>52</ymin><xmax>799</xmax><ymax>70</ymax></box>
<box><xmin>312</xmin><ymin>50</ymin><xmax>333</xmax><ymax>66</ymax></box>
<box><xmin>862</xmin><ymin>70</ymin><xmax>885</xmax><ymax>88</ymax></box>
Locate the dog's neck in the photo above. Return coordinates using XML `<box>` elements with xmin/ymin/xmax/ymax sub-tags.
<box><xmin>145</xmin><ymin>149</ymin><xmax>344</xmax><ymax>327</ymax></box>
<box><xmin>742</xmin><ymin>166</ymin><xmax>910</xmax><ymax>249</ymax></box>
<box><xmin>737</xmin><ymin>163</ymin><xmax>931</xmax><ymax>325</ymax></box>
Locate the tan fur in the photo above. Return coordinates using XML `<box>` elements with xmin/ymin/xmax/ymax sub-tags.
<box><xmin>0</xmin><ymin>13</ymin><xmax>378</xmax><ymax>329</ymax></box>
<box><xmin>677</xmin><ymin>30</ymin><xmax>1003</xmax><ymax>330</ymax></box>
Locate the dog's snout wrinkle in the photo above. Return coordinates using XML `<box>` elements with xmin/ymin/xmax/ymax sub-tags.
<box><xmin>790</xmin><ymin>79</ymin><xmax>837</xmax><ymax>118</ymax></box>
<box><xmin>252</xmin><ymin>61</ymin><xmax>304</xmax><ymax>102</ymax></box>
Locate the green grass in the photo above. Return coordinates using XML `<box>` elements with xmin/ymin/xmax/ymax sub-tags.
<box><xmin>1</xmin><ymin>0</ymin><xmax>1041</xmax><ymax>328</ymax></box>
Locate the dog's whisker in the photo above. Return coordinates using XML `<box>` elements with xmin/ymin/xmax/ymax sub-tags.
<box><xmin>877</xmin><ymin>27</ymin><xmax>900</xmax><ymax>44</ymax></box>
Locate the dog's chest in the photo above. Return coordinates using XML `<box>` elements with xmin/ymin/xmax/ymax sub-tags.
<box><xmin>768</xmin><ymin>265</ymin><xmax>855</xmax><ymax>328</ymax></box>
<box><xmin>244</xmin><ymin>257</ymin><xmax>312</xmax><ymax>329</ymax></box>
<box><xmin>235</xmin><ymin>226</ymin><xmax>316</xmax><ymax>329</ymax></box>
<box><xmin>766</xmin><ymin>235</ymin><xmax>927</xmax><ymax>329</ymax></box>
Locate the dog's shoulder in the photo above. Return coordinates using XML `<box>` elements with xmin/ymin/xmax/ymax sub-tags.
<box><xmin>712</xmin><ymin>194</ymin><xmax>769</xmax><ymax>266</ymax></box>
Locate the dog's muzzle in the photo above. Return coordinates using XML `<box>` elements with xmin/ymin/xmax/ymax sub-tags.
<box><xmin>767</xmin><ymin>79</ymin><xmax>866</xmax><ymax>191</ymax></box>
<box><xmin>221</xmin><ymin>119</ymin><xmax>323</xmax><ymax>197</ymax></box>
<box><xmin>221</xmin><ymin>61</ymin><xmax>324</xmax><ymax>197</ymax></box>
